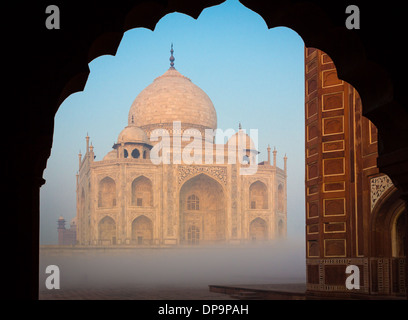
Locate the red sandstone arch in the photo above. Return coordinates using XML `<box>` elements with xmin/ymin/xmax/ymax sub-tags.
<box><xmin>370</xmin><ymin>187</ymin><xmax>406</xmax><ymax>258</ymax></box>
<box><xmin>370</xmin><ymin>187</ymin><xmax>407</xmax><ymax>295</ymax></box>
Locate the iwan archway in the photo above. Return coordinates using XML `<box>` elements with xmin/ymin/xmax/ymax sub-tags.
<box><xmin>179</xmin><ymin>173</ymin><xmax>226</xmax><ymax>244</ymax></box>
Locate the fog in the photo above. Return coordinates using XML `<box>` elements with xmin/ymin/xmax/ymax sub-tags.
<box><xmin>39</xmin><ymin>238</ymin><xmax>305</xmax><ymax>291</ymax></box>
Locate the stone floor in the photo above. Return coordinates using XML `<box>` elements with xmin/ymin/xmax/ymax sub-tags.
<box><xmin>39</xmin><ymin>283</ymin><xmax>308</xmax><ymax>300</ymax></box>
<box><xmin>39</xmin><ymin>285</ymin><xmax>235</xmax><ymax>300</ymax></box>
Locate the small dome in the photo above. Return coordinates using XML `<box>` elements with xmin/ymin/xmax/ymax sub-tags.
<box><xmin>103</xmin><ymin>150</ymin><xmax>117</xmax><ymax>160</ymax></box>
<box><xmin>128</xmin><ymin>68</ymin><xmax>217</xmax><ymax>131</ymax></box>
<box><xmin>227</xmin><ymin>129</ymin><xmax>257</xmax><ymax>152</ymax></box>
<box><xmin>117</xmin><ymin>125</ymin><xmax>149</xmax><ymax>145</ymax></box>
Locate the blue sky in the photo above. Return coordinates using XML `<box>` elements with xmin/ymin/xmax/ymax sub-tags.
<box><xmin>40</xmin><ymin>0</ymin><xmax>305</xmax><ymax>244</ymax></box>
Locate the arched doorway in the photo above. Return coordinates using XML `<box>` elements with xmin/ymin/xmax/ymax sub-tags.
<box><xmin>98</xmin><ymin>216</ymin><xmax>116</xmax><ymax>245</ymax></box>
<box><xmin>131</xmin><ymin>215</ymin><xmax>153</xmax><ymax>245</ymax></box>
<box><xmin>249</xmin><ymin>217</ymin><xmax>268</xmax><ymax>242</ymax></box>
<box><xmin>179</xmin><ymin>173</ymin><xmax>225</xmax><ymax>245</ymax></box>
<box><xmin>392</xmin><ymin>212</ymin><xmax>406</xmax><ymax>259</ymax></box>
<box><xmin>187</xmin><ymin>225</ymin><xmax>200</xmax><ymax>245</ymax></box>
<box><xmin>370</xmin><ymin>187</ymin><xmax>407</xmax><ymax>296</ymax></box>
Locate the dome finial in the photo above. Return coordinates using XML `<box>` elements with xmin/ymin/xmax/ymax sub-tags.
<box><xmin>169</xmin><ymin>43</ymin><xmax>175</xmax><ymax>69</ymax></box>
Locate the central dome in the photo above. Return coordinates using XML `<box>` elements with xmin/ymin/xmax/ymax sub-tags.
<box><xmin>128</xmin><ymin>68</ymin><xmax>217</xmax><ymax>131</ymax></box>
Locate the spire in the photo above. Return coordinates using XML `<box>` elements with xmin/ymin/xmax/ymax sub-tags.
<box><xmin>86</xmin><ymin>133</ymin><xmax>90</xmax><ymax>154</ymax></box>
<box><xmin>78</xmin><ymin>150</ymin><xmax>82</xmax><ymax>168</ymax></box>
<box><xmin>273</xmin><ymin>146</ymin><xmax>277</xmax><ymax>167</ymax></box>
<box><xmin>169</xmin><ymin>43</ymin><xmax>175</xmax><ymax>69</ymax></box>
<box><xmin>89</xmin><ymin>142</ymin><xmax>95</xmax><ymax>162</ymax></box>
<box><xmin>238</xmin><ymin>122</ymin><xmax>242</xmax><ymax>130</ymax></box>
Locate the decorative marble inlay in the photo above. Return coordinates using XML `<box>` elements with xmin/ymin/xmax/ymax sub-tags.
<box><xmin>178</xmin><ymin>165</ymin><xmax>227</xmax><ymax>186</ymax></box>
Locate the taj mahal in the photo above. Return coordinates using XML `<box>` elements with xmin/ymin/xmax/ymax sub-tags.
<box><xmin>73</xmin><ymin>46</ymin><xmax>287</xmax><ymax>246</ymax></box>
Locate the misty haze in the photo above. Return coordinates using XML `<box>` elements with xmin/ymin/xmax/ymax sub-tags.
<box><xmin>39</xmin><ymin>239</ymin><xmax>305</xmax><ymax>295</ymax></box>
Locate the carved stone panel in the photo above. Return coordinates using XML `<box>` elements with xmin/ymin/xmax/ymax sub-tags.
<box><xmin>177</xmin><ymin>165</ymin><xmax>227</xmax><ymax>187</ymax></box>
<box><xmin>370</xmin><ymin>175</ymin><xmax>393</xmax><ymax>211</ymax></box>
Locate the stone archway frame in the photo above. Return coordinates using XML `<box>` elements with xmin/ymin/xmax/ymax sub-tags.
<box><xmin>11</xmin><ymin>0</ymin><xmax>408</xmax><ymax>300</ymax></box>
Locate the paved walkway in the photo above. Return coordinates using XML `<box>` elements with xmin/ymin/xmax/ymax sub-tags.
<box><xmin>39</xmin><ymin>285</ymin><xmax>235</xmax><ymax>300</ymax></box>
<box><xmin>39</xmin><ymin>283</ymin><xmax>307</xmax><ymax>300</ymax></box>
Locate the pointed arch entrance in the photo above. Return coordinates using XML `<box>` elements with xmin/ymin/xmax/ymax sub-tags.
<box><xmin>249</xmin><ymin>217</ymin><xmax>268</xmax><ymax>242</ymax></box>
<box><xmin>98</xmin><ymin>216</ymin><xmax>116</xmax><ymax>245</ymax></box>
<box><xmin>370</xmin><ymin>187</ymin><xmax>407</xmax><ymax>296</ymax></box>
<box><xmin>179</xmin><ymin>173</ymin><xmax>225</xmax><ymax>245</ymax></box>
<box><xmin>131</xmin><ymin>215</ymin><xmax>153</xmax><ymax>245</ymax></box>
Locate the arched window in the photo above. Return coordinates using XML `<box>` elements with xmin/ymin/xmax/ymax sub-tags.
<box><xmin>187</xmin><ymin>194</ymin><xmax>199</xmax><ymax>210</ymax></box>
<box><xmin>131</xmin><ymin>176</ymin><xmax>153</xmax><ymax>207</ymax></box>
<box><xmin>249</xmin><ymin>181</ymin><xmax>268</xmax><ymax>209</ymax></box>
<box><xmin>132</xmin><ymin>148</ymin><xmax>140</xmax><ymax>158</ymax></box>
<box><xmin>98</xmin><ymin>177</ymin><xmax>116</xmax><ymax>207</ymax></box>
<box><xmin>242</xmin><ymin>154</ymin><xmax>250</xmax><ymax>164</ymax></box>
<box><xmin>124</xmin><ymin>149</ymin><xmax>128</xmax><ymax>158</ymax></box>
